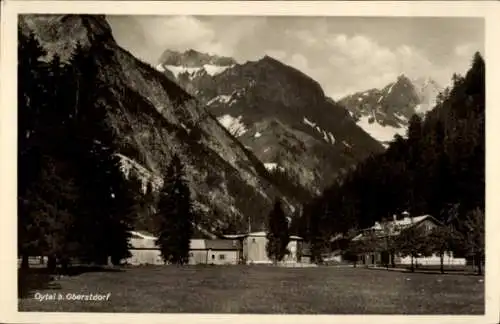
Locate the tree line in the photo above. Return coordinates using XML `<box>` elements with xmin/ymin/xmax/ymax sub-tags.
<box><xmin>296</xmin><ymin>52</ymin><xmax>485</xmax><ymax>271</ymax></box>
<box><xmin>18</xmin><ymin>29</ymin><xmax>197</xmax><ymax>271</ymax></box>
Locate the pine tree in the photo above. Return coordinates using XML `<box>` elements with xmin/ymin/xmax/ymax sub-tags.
<box><xmin>18</xmin><ymin>29</ymin><xmax>48</xmax><ymax>269</ymax></box>
<box><xmin>155</xmin><ymin>155</ymin><xmax>194</xmax><ymax>265</ymax></box>
<box><xmin>66</xmin><ymin>43</ymin><xmax>136</xmax><ymax>266</ymax></box>
<box><xmin>266</xmin><ymin>199</ymin><xmax>290</xmax><ymax>264</ymax></box>
<box><xmin>70</xmin><ymin>107</ymin><xmax>136</xmax><ymax>265</ymax></box>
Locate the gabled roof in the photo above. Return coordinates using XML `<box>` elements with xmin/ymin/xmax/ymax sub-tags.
<box><xmin>368</xmin><ymin>215</ymin><xmax>437</xmax><ymax>231</ymax></box>
<box><xmin>353</xmin><ymin>214</ymin><xmax>442</xmax><ymax>241</ymax></box>
<box><xmin>248</xmin><ymin>231</ymin><xmax>267</xmax><ymax>237</ymax></box>
<box><xmin>190</xmin><ymin>239</ymin><xmax>206</xmax><ymax>250</ymax></box>
<box><xmin>222</xmin><ymin>232</ymin><xmax>303</xmax><ymax>240</ymax></box>
<box><xmin>129</xmin><ymin>231</ymin><xmax>157</xmax><ymax>249</ymax></box>
<box><xmin>205</xmin><ymin>239</ymin><xmax>241</xmax><ymax>250</ymax></box>
<box><xmin>222</xmin><ymin>234</ymin><xmax>248</xmax><ymax>239</ymax></box>
<box><xmin>131</xmin><ymin>230</ymin><xmax>157</xmax><ymax>240</ymax></box>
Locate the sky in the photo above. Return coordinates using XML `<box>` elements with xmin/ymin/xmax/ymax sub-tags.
<box><xmin>107</xmin><ymin>15</ymin><xmax>484</xmax><ymax>99</ymax></box>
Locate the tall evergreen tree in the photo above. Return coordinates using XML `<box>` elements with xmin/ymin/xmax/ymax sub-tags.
<box><xmin>266</xmin><ymin>199</ymin><xmax>290</xmax><ymax>264</ymax></box>
<box><xmin>67</xmin><ymin>43</ymin><xmax>136</xmax><ymax>265</ymax></box>
<box><xmin>18</xmin><ymin>29</ymin><xmax>48</xmax><ymax>269</ymax></box>
<box><xmin>155</xmin><ymin>155</ymin><xmax>194</xmax><ymax>265</ymax></box>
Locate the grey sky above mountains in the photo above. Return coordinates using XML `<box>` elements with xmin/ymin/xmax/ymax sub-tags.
<box><xmin>107</xmin><ymin>15</ymin><xmax>484</xmax><ymax>99</ymax></box>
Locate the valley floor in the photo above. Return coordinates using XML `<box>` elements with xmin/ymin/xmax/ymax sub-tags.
<box><xmin>18</xmin><ymin>265</ymin><xmax>483</xmax><ymax>314</ymax></box>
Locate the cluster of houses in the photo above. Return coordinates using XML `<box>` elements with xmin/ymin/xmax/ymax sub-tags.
<box><xmin>17</xmin><ymin>212</ymin><xmax>467</xmax><ymax>268</ymax></box>
<box><xmin>126</xmin><ymin>230</ymin><xmax>312</xmax><ymax>266</ymax></box>
<box><xmin>124</xmin><ymin>212</ymin><xmax>466</xmax><ymax>267</ymax></box>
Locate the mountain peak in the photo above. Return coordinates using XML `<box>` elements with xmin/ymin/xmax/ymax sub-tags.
<box><xmin>396</xmin><ymin>73</ymin><xmax>412</xmax><ymax>84</ymax></box>
<box><xmin>20</xmin><ymin>15</ymin><xmax>114</xmax><ymax>61</ymax></box>
<box><xmin>261</xmin><ymin>54</ymin><xmax>278</xmax><ymax>62</ymax></box>
<box><xmin>159</xmin><ymin>49</ymin><xmax>237</xmax><ymax>67</ymax></box>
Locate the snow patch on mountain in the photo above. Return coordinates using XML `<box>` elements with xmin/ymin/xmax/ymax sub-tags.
<box><xmin>163</xmin><ymin>65</ymin><xmax>202</xmax><ymax>78</ymax></box>
<box><xmin>303</xmin><ymin>117</ymin><xmax>316</xmax><ymax>128</ymax></box>
<box><xmin>115</xmin><ymin>153</ymin><xmax>163</xmax><ymax>193</ymax></box>
<box><xmin>160</xmin><ymin>64</ymin><xmax>233</xmax><ymax>79</ymax></box>
<box><xmin>395</xmin><ymin>113</ymin><xmax>409</xmax><ymax>122</ymax></box>
<box><xmin>356</xmin><ymin>115</ymin><xmax>406</xmax><ymax>144</ymax></box>
<box><xmin>387</xmin><ymin>83</ymin><xmax>396</xmax><ymax>95</ymax></box>
<box><xmin>203</xmin><ymin>64</ymin><xmax>234</xmax><ymax>76</ymax></box>
<box><xmin>217</xmin><ymin>114</ymin><xmax>247</xmax><ymax>137</ymax></box>
<box><xmin>207</xmin><ymin>94</ymin><xmax>233</xmax><ymax>106</ymax></box>
<box><xmin>264</xmin><ymin>163</ymin><xmax>284</xmax><ymax>172</ymax></box>
<box><xmin>156</xmin><ymin>64</ymin><xmax>165</xmax><ymax>72</ymax></box>
<box><xmin>303</xmin><ymin>117</ymin><xmax>336</xmax><ymax>145</ymax></box>
<box><xmin>414</xmin><ymin>102</ymin><xmax>436</xmax><ymax>115</ymax></box>
<box><xmin>328</xmin><ymin>132</ymin><xmax>336</xmax><ymax>144</ymax></box>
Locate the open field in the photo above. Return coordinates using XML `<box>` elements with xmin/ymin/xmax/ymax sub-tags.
<box><xmin>18</xmin><ymin>265</ymin><xmax>484</xmax><ymax>314</ymax></box>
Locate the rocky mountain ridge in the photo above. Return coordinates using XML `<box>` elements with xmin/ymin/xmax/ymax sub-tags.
<box><xmin>157</xmin><ymin>50</ymin><xmax>384</xmax><ymax>195</ymax></box>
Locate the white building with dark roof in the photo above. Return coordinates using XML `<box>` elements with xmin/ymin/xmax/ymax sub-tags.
<box><xmin>351</xmin><ymin>214</ymin><xmax>466</xmax><ymax>267</ymax></box>
<box><xmin>222</xmin><ymin>231</ymin><xmax>311</xmax><ymax>265</ymax></box>
<box><xmin>126</xmin><ymin>231</ymin><xmax>242</xmax><ymax>265</ymax></box>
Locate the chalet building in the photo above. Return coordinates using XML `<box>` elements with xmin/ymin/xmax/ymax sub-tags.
<box><xmin>351</xmin><ymin>213</ymin><xmax>466</xmax><ymax>267</ymax></box>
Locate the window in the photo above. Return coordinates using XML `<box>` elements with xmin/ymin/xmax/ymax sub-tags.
<box><xmin>189</xmin><ymin>252</ymin><xmax>193</xmax><ymax>257</ymax></box>
<box><xmin>211</xmin><ymin>254</ymin><xmax>215</xmax><ymax>260</ymax></box>
<box><xmin>219</xmin><ymin>254</ymin><xmax>225</xmax><ymax>260</ymax></box>
<box><xmin>252</xmin><ymin>238</ymin><xmax>256</xmax><ymax>243</ymax></box>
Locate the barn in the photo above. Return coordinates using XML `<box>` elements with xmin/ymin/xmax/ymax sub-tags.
<box><xmin>126</xmin><ymin>231</ymin><xmax>242</xmax><ymax>265</ymax></box>
<box><xmin>126</xmin><ymin>231</ymin><xmax>163</xmax><ymax>265</ymax></box>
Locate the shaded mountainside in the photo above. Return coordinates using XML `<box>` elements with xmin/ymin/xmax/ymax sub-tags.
<box><xmin>339</xmin><ymin>75</ymin><xmax>442</xmax><ymax>147</ymax></box>
<box><xmin>19</xmin><ymin>14</ymin><xmax>302</xmax><ymax>235</ymax></box>
<box><xmin>157</xmin><ymin>50</ymin><xmax>384</xmax><ymax>195</ymax></box>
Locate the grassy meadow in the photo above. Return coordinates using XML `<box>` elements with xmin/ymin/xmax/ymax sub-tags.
<box><xmin>18</xmin><ymin>265</ymin><xmax>484</xmax><ymax>314</ymax></box>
